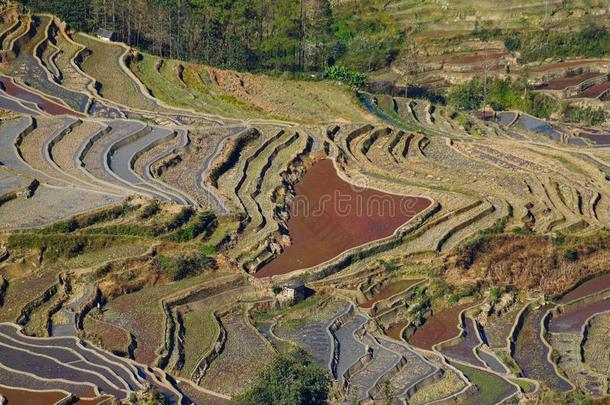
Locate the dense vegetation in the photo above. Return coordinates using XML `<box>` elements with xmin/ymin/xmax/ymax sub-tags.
<box><xmin>19</xmin><ymin>0</ymin><xmax>401</xmax><ymax>73</ymax></box>
<box><xmin>237</xmin><ymin>349</ymin><xmax>331</xmax><ymax>405</ymax></box>
<box><xmin>560</xmin><ymin>105</ymin><xmax>606</xmax><ymax>126</ymax></box>
<box><xmin>448</xmin><ymin>77</ymin><xmax>559</xmax><ymax>119</ymax></box>
<box><xmin>505</xmin><ymin>25</ymin><xmax>610</xmax><ymax>63</ymax></box>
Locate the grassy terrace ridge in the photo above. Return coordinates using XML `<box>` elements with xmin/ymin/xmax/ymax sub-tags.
<box><xmin>129</xmin><ymin>53</ymin><xmax>262</xmax><ymax>120</ymax></box>
<box><xmin>73</xmin><ymin>33</ymin><xmax>164</xmax><ymax>112</ymax></box>
<box><xmin>129</xmin><ymin>53</ymin><xmax>372</xmax><ymax>124</ymax></box>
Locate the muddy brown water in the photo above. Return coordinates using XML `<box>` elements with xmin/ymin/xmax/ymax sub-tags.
<box><xmin>0</xmin><ymin>387</ymin><xmax>67</xmax><ymax>404</ymax></box>
<box><xmin>408</xmin><ymin>301</ymin><xmax>479</xmax><ymax>350</ymax></box>
<box><xmin>0</xmin><ymin>76</ymin><xmax>78</xmax><ymax>116</ymax></box>
<box><xmin>560</xmin><ymin>273</ymin><xmax>610</xmax><ymax>304</ymax></box>
<box><xmin>360</xmin><ymin>279</ymin><xmax>422</xmax><ymax>309</ymax></box>
<box><xmin>255</xmin><ymin>159</ymin><xmax>431</xmax><ymax>278</ymax></box>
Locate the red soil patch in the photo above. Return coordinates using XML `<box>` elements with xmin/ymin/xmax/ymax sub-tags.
<box><xmin>537</xmin><ymin>72</ymin><xmax>600</xmax><ymax>90</ymax></box>
<box><xmin>0</xmin><ymin>387</ymin><xmax>67</xmax><ymax>404</ymax></box>
<box><xmin>560</xmin><ymin>273</ymin><xmax>610</xmax><ymax>304</ymax></box>
<box><xmin>255</xmin><ymin>160</ymin><xmax>431</xmax><ymax>278</ymax></box>
<box><xmin>360</xmin><ymin>279</ymin><xmax>422</xmax><ymax>309</ymax></box>
<box><xmin>408</xmin><ymin>301</ymin><xmax>479</xmax><ymax>350</ymax></box>
<box><xmin>579</xmin><ymin>81</ymin><xmax>610</xmax><ymax>98</ymax></box>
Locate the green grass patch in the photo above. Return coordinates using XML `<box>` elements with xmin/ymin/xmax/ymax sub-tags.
<box><xmin>454</xmin><ymin>363</ymin><xmax>516</xmax><ymax>405</ymax></box>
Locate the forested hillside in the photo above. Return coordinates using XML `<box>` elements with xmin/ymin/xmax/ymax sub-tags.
<box><xmin>19</xmin><ymin>0</ymin><xmax>402</xmax><ymax>72</ymax></box>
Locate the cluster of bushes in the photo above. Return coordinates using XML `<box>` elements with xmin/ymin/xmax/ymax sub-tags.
<box><xmin>560</xmin><ymin>105</ymin><xmax>606</xmax><ymax>126</ymax></box>
<box><xmin>505</xmin><ymin>26</ymin><xmax>610</xmax><ymax>64</ymax></box>
<box><xmin>29</xmin><ymin>204</ymin><xmax>217</xmax><ymax>250</ymax></box>
<box><xmin>165</xmin><ymin>211</ymin><xmax>217</xmax><ymax>242</ymax></box>
<box><xmin>7</xmin><ymin>233</ymin><xmax>123</xmax><ymax>261</ymax></box>
<box><xmin>153</xmin><ymin>252</ymin><xmax>216</xmax><ymax>281</ymax></box>
<box><xmin>237</xmin><ymin>348</ymin><xmax>330</xmax><ymax>405</ymax></box>
<box><xmin>447</xmin><ymin>282</ymin><xmax>482</xmax><ymax>305</ymax></box>
<box><xmin>447</xmin><ymin>77</ymin><xmax>559</xmax><ymax>118</ymax></box>
<box><xmin>41</xmin><ymin>203</ymin><xmax>135</xmax><ymax>234</ymax></box>
<box><xmin>551</xmin><ymin>230</ymin><xmax>610</xmax><ymax>263</ymax></box>
<box><xmin>325</xmin><ymin>65</ymin><xmax>368</xmax><ymax>88</ymax></box>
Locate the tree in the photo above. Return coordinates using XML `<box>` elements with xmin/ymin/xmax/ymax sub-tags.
<box><xmin>236</xmin><ymin>348</ymin><xmax>331</xmax><ymax>405</ymax></box>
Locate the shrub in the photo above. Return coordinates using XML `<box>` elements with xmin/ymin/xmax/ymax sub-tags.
<box><xmin>42</xmin><ymin>218</ymin><xmax>79</xmax><ymax>234</ymax></box>
<box><xmin>561</xmin><ymin>105</ymin><xmax>605</xmax><ymax>126</ymax></box>
<box><xmin>236</xmin><ymin>348</ymin><xmax>331</xmax><ymax>405</ymax></box>
<box><xmin>7</xmin><ymin>234</ymin><xmax>123</xmax><ymax>261</ymax></box>
<box><xmin>564</xmin><ymin>249</ymin><xmax>578</xmax><ymax>262</ymax></box>
<box><xmin>197</xmin><ymin>244</ymin><xmax>217</xmax><ymax>256</ymax></box>
<box><xmin>325</xmin><ymin>64</ymin><xmax>368</xmax><ymax>89</ymax></box>
<box><xmin>139</xmin><ymin>201</ymin><xmax>160</xmax><ymax>220</ymax></box>
<box><xmin>165</xmin><ymin>211</ymin><xmax>217</xmax><ymax>242</ymax></box>
<box><xmin>39</xmin><ymin>204</ymin><xmax>135</xmax><ymax>234</ymax></box>
<box><xmin>447</xmin><ymin>77</ymin><xmax>559</xmax><ymax>118</ymax></box>
<box><xmin>165</xmin><ymin>207</ymin><xmax>195</xmax><ymax>232</ymax></box>
<box><xmin>504</xmin><ymin>35</ymin><xmax>521</xmax><ymax>52</ymax></box>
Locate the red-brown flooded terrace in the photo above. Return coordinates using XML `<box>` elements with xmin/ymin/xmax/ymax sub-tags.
<box><xmin>408</xmin><ymin>301</ymin><xmax>481</xmax><ymax>350</ymax></box>
<box><xmin>0</xmin><ymin>387</ymin><xmax>67</xmax><ymax>405</ymax></box>
<box><xmin>360</xmin><ymin>278</ymin><xmax>422</xmax><ymax>309</ymax></box>
<box><xmin>536</xmin><ymin>72</ymin><xmax>601</xmax><ymax>90</ymax></box>
<box><xmin>0</xmin><ymin>76</ymin><xmax>81</xmax><ymax>116</ymax></box>
<box><xmin>579</xmin><ymin>81</ymin><xmax>610</xmax><ymax>98</ymax></box>
<box><xmin>255</xmin><ymin>159</ymin><xmax>431</xmax><ymax>278</ymax></box>
<box><xmin>560</xmin><ymin>272</ymin><xmax>610</xmax><ymax>304</ymax></box>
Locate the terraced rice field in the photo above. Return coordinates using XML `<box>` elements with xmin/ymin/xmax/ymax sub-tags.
<box><xmin>582</xmin><ymin>313</ymin><xmax>610</xmax><ymax>377</ymax></box>
<box><xmin>409</xmin><ymin>301</ymin><xmax>479</xmax><ymax>350</ymax></box>
<box><xmin>0</xmin><ymin>386</ymin><xmax>67</xmax><ymax>404</ymax></box>
<box><xmin>103</xmin><ymin>272</ymin><xmax>234</xmax><ymax>366</ymax></box>
<box><xmin>537</xmin><ymin>72</ymin><xmax>601</xmax><ymax>90</ymax></box>
<box><xmin>480</xmin><ymin>303</ymin><xmax>527</xmax><ymax>348</ymax></box>
<box><xmin>579</xmin><ymin>81</ymin><xmax>610</xmax><ymax>98</ymax></box>
<box><xmin>360</xmin><ymin>278</ymin><xmax>422</xmax><ymax>308</ymax></box>
<box><xmin>453</xmin><ymin>363</ymin><xmax>517</xmax><ymax>405</ymax></box>
<box><xmin>274</xmin><ymin>301</ymin><xmax>348</xmax><ymax>367</ymax></box>
<box><xmin>178</xmin><ymin>284</ymin><xmax>253</xmax><ymax>379</ymax></box>
<box><xmin>440</xmin><ymin>317</ymin><xmax>485</xmax><ymax>367</ymax></box>
<box><xmin>130</xmin><ymin>54</ymin><xmax>261</xmax><ymax>119</ymax></box>
<box><xmin>332</xmin><ymin>314</ymin><xmax>368</xmax><ymax>380</ymax></box>
<box><xmin>549</xmin><ymin>293</ymin><xmax>610</xmax><ymax>334</ymax></box>
<box><xmin>560</xmin><ymin>272</ymin><xmax>610</xmax><ymax>303</ymax></box>
<box><xmin>256</xmin><ymin>159</ymin><xmax>431</xmax><ymax>277</ymax></box>
<box><xmin>197</xmin><ymin>308</ymin><xmax>273</xmax><ymax>396</ymax></box>
<box><xmin>73</xmin><ymin>34</ymin><xmax>163</xmax><ymax>112</ymax></box>
<box><xmin>1</xmin><ymin>7</ymin><xmax>610</xmax><ymax>404</ymax></box>
<box><xmin>7</xmin><ymin>15</ymin><xmax>89</xmax><ymax>113</ymax></box>
<box><xmin>407</xmin><ymin>360</ymin><xmax>465</xmax><ymax>405</ymax></box>
<box><xmin>512</xmin><ymin>304</ymin><xmax>573</xmax><ymax>391</ymax></box>
<box><xmin>0</xmin><ymin>76</ymin><xmax>77</xmax><ymax>115</ymax></box>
